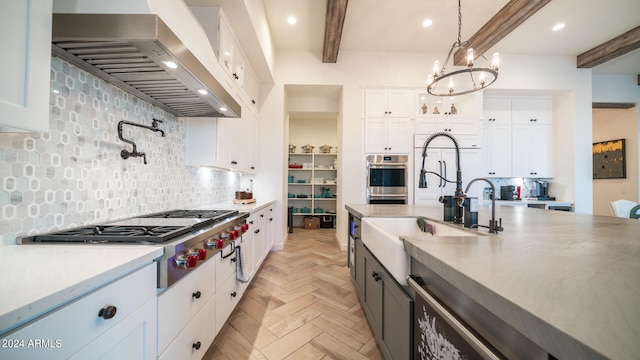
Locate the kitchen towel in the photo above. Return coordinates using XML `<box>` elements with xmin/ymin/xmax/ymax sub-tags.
<box><xmin>236</xmin><ymin>245</ymin><xmax>250</xmax><ymax>283</ymax></box>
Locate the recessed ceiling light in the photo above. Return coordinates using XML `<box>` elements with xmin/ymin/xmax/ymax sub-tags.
<box><xmin>197</xmin><ymin>89</ymin><xmax>208</xmax><ymax>95</ymax></box>
<box><xmin>163</xmin><ymin>61</ymin><xmax>178</xmax><ymax>69</ymax></box>
<box><xmin>552</xmin><ymin>23</ymin><xmax>565</xmax><ymax>31</ymax></box>
<box><xmin>422</xmin><ymin>19</ymin><xmax>433</xmax><ymax>28</ymax></box>
<box><xmin>287</xmin><ymin>16</ymin><xmax>297</xmax><ymax>25</ymax></box>
<box><xmin>220</xmin><ymin>107</ymin><xmax>228</xmax><ymax>112</ymax></box>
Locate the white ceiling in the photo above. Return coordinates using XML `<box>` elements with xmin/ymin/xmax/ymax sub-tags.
<box><xmin>263</xmin><ymin>0</ymin><xmax>640</xmax><ymax>75</ymax></box>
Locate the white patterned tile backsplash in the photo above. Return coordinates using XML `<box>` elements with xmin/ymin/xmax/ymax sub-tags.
<box><xmin>0</xmin><ymin>57</ymin><xmax>240</xmax><ymax>245</ymax></box>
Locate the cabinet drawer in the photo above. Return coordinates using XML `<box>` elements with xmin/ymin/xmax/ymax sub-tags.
<box><xmin>0</xmin><ymin>263</ymin><xmax>156</xmax><ymax>360</ymax></box>
<box><xmin>215</xmin><ymin>274</ymin><xmax>242</xmax><ymax>334</ymax></box>
<box><xmin>215</xmin><ymin>243</ymin><xmax>237</xmax><ymax>288</ymax></box>
<box><xmin>157</xmin><ymin>258</ymin><xmax>215</xmax><ymax>353</ymax></box>
<box><xmin>158</xmin><ymin>294</ymin><xmax>216</xmax><ymax>360</ymax></box>
<box><xmin>69</xmin><ymin>297</ymin><xmax>157</xmax><ymax>360</ymax></box>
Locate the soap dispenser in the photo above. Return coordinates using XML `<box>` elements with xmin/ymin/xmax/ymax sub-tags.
<box><xmin>463</xmin><ymin>197</ymin><xmax>478</xmax><ymax>228</ymax></box>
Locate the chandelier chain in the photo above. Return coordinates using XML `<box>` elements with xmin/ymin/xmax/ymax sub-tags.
<box><xmin>457</xmin><ymin>0</ymin><xmax>462</xmax><ymax>45</ymax></box>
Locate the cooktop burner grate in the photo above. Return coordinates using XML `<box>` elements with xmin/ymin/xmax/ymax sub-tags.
<box><xmin>141</xmin><ymin>210</ymin><xmax>238</xmax><ymax>229</ymax></box>
<box><xmin>32</xmin><ymin>225</ymin><xmax>192</xmax><ymax>243</ymax></box>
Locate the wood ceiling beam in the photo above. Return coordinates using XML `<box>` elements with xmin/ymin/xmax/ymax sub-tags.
<box><xmin>592</xmin><ymin>102</ymin><xmax>636</xmax><ymax>109</ymax></box>
<box><xmin>453</xmin><ymin>0</ymin><xmax>551</xmax><ymax>65</ymax></box>
<box><xmin>323</xmin><ymin>0</ymin><xmax>348</xmax><ymax>63</ymax></box>
<box><xmin>577</xmin><ymin>26</ymin><xmax>640</xmax><ymax>68</ymax></box>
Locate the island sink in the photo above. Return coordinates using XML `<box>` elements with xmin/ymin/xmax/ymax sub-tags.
<box><xmin>361</xmin><ymin>217</ymin><xmax>482</xmax><ymax>285</ymax></box>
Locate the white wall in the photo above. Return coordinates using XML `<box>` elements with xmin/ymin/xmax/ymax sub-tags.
<box><xmin>261</xmin><ymin>50</ymin><xmax>594</xmax><ymax>249</ymax></box>
<box><xmin>592</xmin><ymin>108</ymin><xmax>639</xmax><ymax>215</ymax></box>
<box><xmin>592</xmin><ymin>74</ymin><xmax>640</xmax><ymax>201</ymax></box>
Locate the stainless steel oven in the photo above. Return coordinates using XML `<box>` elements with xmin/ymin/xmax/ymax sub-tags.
<box><xmin>366</xmin><ymin>154</ymin><xmax>408</xmax><ymax>204</ymax></box>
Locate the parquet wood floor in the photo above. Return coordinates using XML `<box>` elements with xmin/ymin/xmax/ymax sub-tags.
<box><xmin>204</xmin><ymin>228</ymin><xmax>383</xmax><ymax>360</ymax></box>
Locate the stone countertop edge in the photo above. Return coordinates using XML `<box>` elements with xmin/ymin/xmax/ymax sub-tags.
<box><xmin>402</xmin><ymin>237</ymin><xmax>604</xmax><ymax>360</ymax></box>
<box><xmin>0</xmin><ymin>246</ymin><xmax>163</xmax><ymax>336</ymax></box>
<box><xmin>200</xmin><ymin>199</ymin><xmax>276</xmax><ymax>214</ymax></box>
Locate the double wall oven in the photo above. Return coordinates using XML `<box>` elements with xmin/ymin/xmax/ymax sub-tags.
<box><xmin>366</xmin><ymin>154</ymin><xmax>409</xmax><ymax>204</ymax></box>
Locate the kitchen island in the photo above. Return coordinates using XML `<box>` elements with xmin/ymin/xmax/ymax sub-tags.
<box><xmin>346</xmin><ymin>204</ymin><xmax>640</xmax><ymax>360</ymax></box>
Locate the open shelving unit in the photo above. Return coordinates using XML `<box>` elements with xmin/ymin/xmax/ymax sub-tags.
<box><xmin>287</xmin><ymin>153</ymin><xmax>337</xmax><ymax>228</ymax></box>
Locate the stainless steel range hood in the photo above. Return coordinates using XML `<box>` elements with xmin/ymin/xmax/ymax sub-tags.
<box><xmin>52</xmin><ymin>14</ymin><xmax>240</xmax><ymax>118</ymax></box>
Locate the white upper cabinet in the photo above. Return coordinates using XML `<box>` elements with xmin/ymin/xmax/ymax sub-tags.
<box><xmin>364</xmin><ymin>89</ymin><xmax>413</xmax><ymax>118</ymax></box>
<box><xmin>482</xmin><ymin>96</ymin><xmax>554</xmax><ymax>178</ymax></box>
<box><xmin>365</xmin><ymin>118</ymin><xmax>411</xmax><ymax>154</ymax></box>
<box><xmin>482</xmin><ymin>96</ymin><xmax>512</xmax><ymax>177</ymax></box>
<box><xmin>0</xmin><ymin>1</ymin><xmax>52</xmax><ymax>132</ymax></box>
<box><xmin>511</xmin><ymin>97</ymin><xmax>552</xmax><ymax>125</ymax></box>
<box><xmin>364</xmin><ymin>89</ymin><xmax>413</xmax><ymax>153</ymax></box>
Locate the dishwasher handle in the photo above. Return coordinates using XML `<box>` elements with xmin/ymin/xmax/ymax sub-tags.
<box><xmin>408</xmin><ymin>275</ymin><xmax>502</xmax><ymax>360</ymax></box>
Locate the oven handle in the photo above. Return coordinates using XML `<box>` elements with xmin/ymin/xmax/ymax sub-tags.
<box><xmin>407</xmin><ymin>276</ymin><xmax>501</xmax><ymax>360</ymax></box>
<box><xmin>221</xmin><ymin>241</ymin><xmax>236</xmax><ymax>259</ymax></box>
<box><xmin>368</xmin><ymin>163</ymin><xmax>408</xmax><ymax>168</ymax></box>
<box><xmin>367</xmin><ymin>194</ymin><xmax>408</xmax><ymax>198</ymax></box>
<box><xmin>438</xmin><ymin>161</ymin><xmax>443</xmax><ymax>187</ymax></box>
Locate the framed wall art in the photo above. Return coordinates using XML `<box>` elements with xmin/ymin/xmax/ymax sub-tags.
<box><xmin>593</xmin><ymin>139</ymin><xmax>626</xmax><ymax>179</ymax></box>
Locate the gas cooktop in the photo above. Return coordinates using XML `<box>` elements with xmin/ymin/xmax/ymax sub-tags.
<box><xmin>30</xmin><ymin>225</ymin><xmax>192</xmax><ymax>244</ymax></box>
<box><xmin>23</xmin><ymin>209</ymin><xmax>240</xmax><ymax>244</ymax></box>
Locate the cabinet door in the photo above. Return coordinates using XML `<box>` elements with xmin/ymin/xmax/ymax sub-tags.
<box><xmin>362</xmin><ymin>249</ymin><xmax>383</xmax><ymax>334</ymax></box>
<box><xmin>355</xmin><ymin>234</ymin><xmax>366</xmax><ymax>298</ymax></box>
<box><xmin>530</xmin><ymin>125</ymin><xmax>553</xmax><ymax>177</ymax></box>
<box><xmin>0</xmin><ymin>0</ymin><xmax>52</xmax><ymax>132</ymax></box>
<box><xmin>218</xmin><ymin>17</ymin><xmax>235</xmax><ymax>76</ymax></box>
<box><xmin>483</xmin><ymin>96</ymin><xmax>511</xmax><ymax>124</ymax></box>
<box><xmin>385</xmin><ymin>118</ymin><xmax>411</xmax><ymax>153</ymax></box>
<box><xmin>380</xmin><ymin>270</ymin><xmax>413</xmax><ymax>360</ymax></box>
<box><xmin>459</xmin><ymin>149</ymin><xmax>481</xmax><ymax>198</ymax></box>
<box><xmin>158</xmin><ymin>295</ymin><xmax>216</xmax><ymax>360</ymax></box>
<box><xmin>482</xmin><ymin>123</ymin><xmax>511</xmax><ymax>177</ymax></box>
<box><xmin>70</xmin><ymin>298</ymin><xmax>156</xmax><ymax>360</ymax></box>
<box><xmin>512</xmin><ymin>97</ymin><xmax>552</xmax><ymax>125</ymax></box>
<box><xmin>364</xmin><ymin>118</ymin><xmax>387</xmax><ymax>153</ymax></box>
<box><xmin>386</xmin><ymin>89</ymin><xmax>413</xmax><ymax>117</ymax></box>
<box><xmin>215</xmin><ymin>117</ymin><xmax>235</xmax><ymax>169</ymax></box>
<box><xmin>186</xmin><ymin>118</ymin><xmax>217</xmax><ymax>166</ymax></box>
<box><xmin>513</xmin><ymin>124</ymin><xmax>553</xmax><ymax>178</ymax></box>
<box><xmin>364</xmin><ymin>89</ymin><xmax>388</xmax><ymax>117</ymax></box>
<box><xmin>252</xmin><ymin>212</ymin><xmax>265</xmax><ymax>268</ymax></box>
<box><xmin>157</xmin><ymin>258</ymin><xmax>215</xmax><ymax>353</ymax></box>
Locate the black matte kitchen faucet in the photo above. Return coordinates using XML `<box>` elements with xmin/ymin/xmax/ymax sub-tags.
<box><xmin>419</xmin><ymin>132</ymin><xmax>464</xmax><ymax>224</ymax></box>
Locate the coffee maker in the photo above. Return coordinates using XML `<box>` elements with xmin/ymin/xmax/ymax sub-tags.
<box><xmin>500</xmin><ymin>185</ymin><xmax>516</xmax><ymax>200</ymax></box>
<box><xmin>534</xmin><ymin>181</ymin><xmax>549</xmax><ymax>199</ymax></box>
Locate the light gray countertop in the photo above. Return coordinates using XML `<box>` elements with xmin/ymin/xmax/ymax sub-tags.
<box><xmin>0</xmin><ymin>245</ymin><xmax>163</xmax><ymax>335</ymax></box>
<box><xmin>346</xmin><ymin>204</ymin><xmax>640</xmax><ymax>360</ymax></box>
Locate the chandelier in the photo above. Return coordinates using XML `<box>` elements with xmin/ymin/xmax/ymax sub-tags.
<box><xmin>427</xmin><ymin>0</ymin><xmax>500</xmax><ymax>96</ymax></box>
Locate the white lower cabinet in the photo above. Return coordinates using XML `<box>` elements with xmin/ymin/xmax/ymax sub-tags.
<box><xmin>70</xmin><ymin>297</ymin><xmax>156</xmax><ymax>360</ymax></box>
<box><xmin>157</xmin><ymin>258</ymin><xmax>216</xmax><ymax>354</ymax></box>
<box><xmin>214</xmin><ymin>246</ymin><xmax>243</xmax><ymax>334</ymax></box>
<box><xmin>0</xmin><ymin>263</ymin><xmax>157</xmax><ymax>360</ymax></box>
<box><xmin>158</xmin><ymin>294</ymin><xmax>216</xmax><ymax>360</ymax></box>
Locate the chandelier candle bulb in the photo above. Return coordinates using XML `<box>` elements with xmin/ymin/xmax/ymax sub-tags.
<box><xmin>493</xmin><ymin>53</ymin><xmax>500</xmax><ymax>69</ymax></box>
<box><xmin>467</xmin><ymin>48</ymin><xmax>474</xmax><ymax>67</ymax></box>
<box><xmin>433</xmin><ymin>61</ymin><xmax>440</xmax><ymax>76</ymax></box>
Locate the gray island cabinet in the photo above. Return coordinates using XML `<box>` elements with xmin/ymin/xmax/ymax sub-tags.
<box><xmin>346</xmin><ymin>203</ymin><xmax>640</xmax><ymax>360</ymax></box>
<box><xmin>348</xmin><ymin>213</ymin><xmax>412</xmax><ymax>360</ymax></box>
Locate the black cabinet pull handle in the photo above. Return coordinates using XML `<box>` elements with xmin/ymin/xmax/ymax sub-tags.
<box><xmin>231</xmin><ymin>257</ymin><xmax>237</xmax><ymax>263</ymax></box>
<box><xmin>193</xmin><ymin>341</ymin><xmax>201</xmax><ymax>350</ymax></box>
<box><xmin>371</xmin><ymin>271</ymin><xmax>381</xmax><ymax>282</ymax></box>
<box><xmin>231</xmin><ymin>291</ymin><xmax>237</xmax><ymax>297</ymax></box>
<box><xmin>260</xmin><ymin>214</ymin><xmax>264</xmax><ymax>218</ymax></box>
<box><xmin>249</xmin><ymin>220</ymin><xmax>254</xmax><ymax>224</ymax></box>
<box><xmin>98</xmin><ymin>305</ymin><xmax>117</xmax><ymax>320</ymax></box>
<box><xmin>231</xmin><ymin>160</ymin><xmax>238</xmax><ymax>165</ymax></box>
<box><xmin>255</xmin><ymin>229</ymin><xmax>260</xmax><ymax>234</ymax></box>
<box><xmin>269</xmin><ymin>218</ymin><xmax>273</xmax><ymax>221</ymax></box>
<box><xmin>192</xmin><ymin>291</ymin><xmax>201</xmax><ymax>299</ymax></box>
